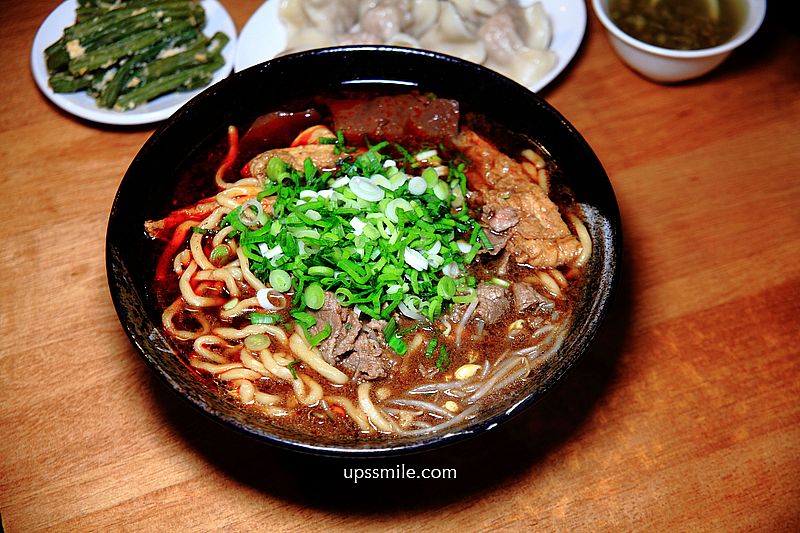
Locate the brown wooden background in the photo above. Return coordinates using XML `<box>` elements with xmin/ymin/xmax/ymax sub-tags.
<box><xmin>1</xmin><ymin>1</ymin><xmax>798</xmax><ymax>531</ymax></box>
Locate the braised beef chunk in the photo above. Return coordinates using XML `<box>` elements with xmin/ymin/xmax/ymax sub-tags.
<box><xmin>453</xmin><ymin>129</ymin><xmax>582</xmax><ymax>267</ymax></box>
<box><xmin>327</xmin><ymin>94</ymin><xmax>459</xmax><ymax>145</ymax></box>
<box><xmin>483</xmin><ymin>229</ymin><xmax>511</xmax><ymax>255</ymax></box>
<box><xmin>482</xmin><ymin>205</ymin><xmax>520</xmax><ymax>232</ymax></box>
<box><xmin>512</xmin><ymin>282</ymin><xmax>545</xmax><ymax>313</ymax></box>
<box><xmin>247</xmin><ymin>144</ymin><xmax>340</xmax><ymax>178</ymax></box>
<box><xmin>476</xmin><ymin>282</ymin><xmax>511</xmax><ymax>325</ymax></box>
<box><xmin>309</xmin><ymin>294</ymin><xmax>391</xmax><ymax>381</ymax></box>
<box><xmin>239</xmin><ymin>109</ymin><xmax>323</xmax><ymax>157</ymax></box>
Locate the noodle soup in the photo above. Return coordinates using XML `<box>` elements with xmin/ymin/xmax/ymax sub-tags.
<box><xmin>147</xmin><ymin>92</ymin><xmax>592</xmax><ymax>442</ymax></box>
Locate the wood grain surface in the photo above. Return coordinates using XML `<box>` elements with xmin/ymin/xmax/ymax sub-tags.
<box><xmin>1</xmin><ymin>1</ymin><xmax>798</xmax><ymax>531</ymax></box>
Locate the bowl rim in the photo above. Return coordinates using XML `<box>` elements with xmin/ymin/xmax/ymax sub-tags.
<box><xmin>591</xmin><ymin>0</ymin><xmax>766</xmax><ymax>59</ymax></box>
<box><xmin>106</xmin><ymin>46</ymin><xmax>622</xmax><ymax>457</ymax></box>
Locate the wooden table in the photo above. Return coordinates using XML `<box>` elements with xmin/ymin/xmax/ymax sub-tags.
<box><xmin>2</xmin><ymin>2</ymin><xmax>798</xmax><ymax>531</ymax></box>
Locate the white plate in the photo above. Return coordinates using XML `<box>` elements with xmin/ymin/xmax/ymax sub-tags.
<box><xmin>234</xmin><ymin>0</ymin><xmax>586</xmax><ymax>93</ymax></box>
<box><xmin>30</xmin><ymin>0</ymin><xmax>238</xmax><ymax>125</ymax></box>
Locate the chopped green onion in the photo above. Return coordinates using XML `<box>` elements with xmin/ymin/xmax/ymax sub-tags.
<box><xmin>488</xmin><ymin>277</ymin><xmax>510</xmax><ymax>288</ymax></box>
<box><xmin>388</xmin><ymin>335</ymin><xmax>408</xmax><ymax>355</ymax></box>
<box><xmin>223</xmin><ymin>298</ymin><xmax>239</xmax><ymax>310</ymax></box>
<box><xmin>436</xmin><ymin>344</ymin><xmax>450</xmax><ymax>371</ymax></box>
<box><xmin>291</xmin><ymin>310</ymin><xmax>317</xmax><ymax>328</ymax></box>
<box><xmin>422</xmin><ymin>167</ymin><xmax>439</xmax><ymax>186</ymax></box>
<box><xmin>304</xmin><ymin>282</ymin><xmax>325</xmax><ymax>310</ymax></box>
<box><xmin>266</xmin><ymin>156</ymin><xmax>288</xmax><ymax>182</ymax></box>
<box><xmin>209</xmin><ymin>244</ymin><xmax>230</xmax><ymax>264</ymax></box>
<box><xmin>308</xmin><ymin>266</ymin><xmax>335</xmax><ymax>277</ymax></box>
<box><xmin>269</xmin><ymin>269</ymin><xmax>292</xmax><ymax>292</ymax></box>
<box><xmin>192</xmin><ymin>227</ymin><xmax>215</xmax><ymax>235</ymax></box>
<box><xmin>437</xmin><ymin>276</ymin><xmax>457</xmax><ymax>299</ymax></box>
<box><xmin>249</xmin><ymin>312</ymin><xmax>284</xmax><ymax>325</ymax></box>
<box><xmin>308</xmin><ymin>322</ymin><xmax>332</xmax><ymax>347</ymax></box>
<box><xmin>287</xmin><ymin>359</ymin><xmax>301</xmax><ymax>379</ymax></box>
<box><xmin>425</xmin><ymin>338</ymin><xmax>438</xmax><ymax>358</ymax></box>
<box><xmin>244</xmin><ymin>334</ymin><xmax>271</xmax><ymax>351</ymax></box>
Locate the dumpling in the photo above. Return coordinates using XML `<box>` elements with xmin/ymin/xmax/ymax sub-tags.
<box><xmin>493</xmin><ymin>47</ymin><xmax>557</xmax><ymax>87</ymax></box>
<box><xmin>407</xmin><ymin>0</ymin><xmax>440</xmax><ymax>38</ymax></box>
<box><xmin>420</xmin><ymin>2</ymin><xmax>487</xmax><ymax>64</ymax></box>
<box><xmin>450</xmin><ymin>0</ymin><xmax>505</xmax><ymax>21</ymax></box>
<box><xmin>279</xmin><ymin>0</ymin><xmax>360</xmax><ymax>34</ymax></box>
<box><xmin>302</xmin><ymin>0</ymin><xmax>360</xmax><ymax>33</ymax></box>
<box><xmin>360</xmin><ymin>0</ymin><xmax>411</xmax><ymax>41</ymax></box>
<box><xmin>284</xmin><ymin>27</ymin><xmax>336</xmax><ymax>54</ymax></box>
<box><xmin>478</xmin><ymin>4</ymin><xmax>556</xmax><ymax>87</ymax></box>
<box><xmin>478</xmin><ymin>7</ymin><xmax>520</xmax><ymax>65</ymax></box>
<box><xmin>515</xmin><ymin>1</ymin><xmax>552</xmax><ymax>50</ymax></box>
<box><xmin>386</xmin><ymin>33</ymin><xmax>422</xmax><ymax>48</ymax></box>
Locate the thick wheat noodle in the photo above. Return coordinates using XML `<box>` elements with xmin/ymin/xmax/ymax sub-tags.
<box><xmin>190</xmin><ymin>359</ymin><xmax>242</xmax><ymax>374</ymax></box>
<box><xmin>192</xmin><ymin>334</ymin><xmax>230</xmax><ymax>363</ymax></box>
<box><xmin>237</xmin><ymin>380</ymin><xmax>256</xmax><ymax>404</ymax></box>
<box><xmin>190</xmin><ymin>207</ymin><xmax>229</xmax><ymax>270</ymax></box>
<box><xmin>214</xmin><ymin>186</ymin><xmax>262</xmax><ymax>210</ymax></box>
<box><xmin>212</xmin><ymin>323</ymin><xmax>288</xmax><ymax>344</ymax></box>
<box><xmin>236</xmin><ymin>247</ymin><xmax>267</xmax><ymax>291</ymax></box>
<box><xmin>538</xmin><ymin>168</ymin><xmax>549</xmax><ymax>193</ymax></box>
<box><xmin>219</xmin><ymin>264</ymin><xmax>244</xmax><ymax>281</ymax></box>
<box><xmin>549</xmin><ymin>268</ymin><xmax>568</xmax><ymax>288</ymax></box>
<box><xmin>258</xmin><ymin>349</ymin><xmax>294</xmax><ymax>381</ymax></box>
<box><xmin>212</xmin><ymin>225</ymin><xmax>238</xmax><ymax>247</ymax></box>
<box><xmin>521</xmin><ymin>148</ymin><xmax>546</xmax><ymax>168</ymax></box>
<box><xmin>294</xmin><ymin>374</ymin><xmax>323</xmax><ymax>406</ymax></box>
<box><xmin>239</xmin><ymin>348</ymin><xmax>270</xmax><ymax>375</ymax></box>
<box><xmin>194</xmin><ymin>267</ymin><xmax>240</xmax><ymax>297</ymax></box>
<box><xmin>219</xmin><ymin>296</ymin><xmax>260</xmax><ymax>319</ymax></box>
<box><xmin>325</xmin><ymin>395</ymin><xmax>372</xmax><ymax>432</ymax></box>
<box><xmin>162</xmin><ymin>297</ymin><xmax>210</xmax><ymax>340</ymax></box>
<box><xmin>256</xmin><ymin>405</ymin><xmax>290</xmax><ymax>417</ymax></box>
<box><xmin>254</xmin><ymin>391</ymin><xmax>281</xmax><ymax>406</ymax></box>
<box><xmin>569</xmin><ymin>213</ymin><xmax>592</xmax><ymax>268</ymax></box>
<box><xmin>180</xmin><ymin>262</ymin><xmax>226</xmax><ymax>307</ymax></box>
<box><xmin>357</xmin><ymin>382</ymin><xmax>394</xmax><ymax>432</ymax></box>
<box><xmin>536</xmin><ymin>270</ymin><xmax>562</xmax><ymax>298</ymax></box>
<box><xmin>289</xmin><ymin>331</ymin><xmax>349</xmax><ymax>385</ymax></box>
<box><xmin>173</xmin><ymin>249</ymin><xmax>191</xmax><ymax>275</ymax></box>
<box><xmin>219</xmin><ymin>367</ymin><xmax>262</xmax><ymax>382</ymax></box>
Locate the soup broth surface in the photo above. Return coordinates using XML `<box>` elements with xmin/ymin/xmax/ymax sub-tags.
<box><xmin>610</xmin><ymin>0</ymin><xmax>745</xmax><ymax>50</ymax></box>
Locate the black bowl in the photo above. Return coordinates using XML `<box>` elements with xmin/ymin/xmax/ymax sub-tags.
<box><xmin>107</xmin><ymin>46</ymin><xmax>621</xmax><ymax>457</ymax></box>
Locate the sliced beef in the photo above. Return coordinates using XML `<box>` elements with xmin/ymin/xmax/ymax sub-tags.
<box><xmin>327</xmin><ymin>94</ymin><xmax>459</xmax><ymax>146</ymax></box>
<box><xmin>453</xmin><ymin>129</ymin><xmax>582</xmax><ymax>267</ymax></box>
<box><xmin>476</xmin><ymin>282</ymin><xmax>511</xmax><ymax>325</ymax></box>
<box><xmin>309</xmin><ymin>296</ymin><xmax>391</xmax><ymax>381</ymax></box>
<box><xmin>341</xmin><ymin>320</ymin><xmax>391</xmax><ymax>381</ymax></box>
<box><xmin>309</xmin><ymin>292</ymin><xmax>362</xmax><ymax>365</ymax></box>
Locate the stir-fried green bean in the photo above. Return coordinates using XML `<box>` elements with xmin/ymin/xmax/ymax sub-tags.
<box><xmin>44</xmin><ymin>0</ymin><xmax>228</xmax><ymax>111</ymax></box>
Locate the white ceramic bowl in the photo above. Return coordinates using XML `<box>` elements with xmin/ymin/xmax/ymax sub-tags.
<box><xmin>592</xmin><ymin>0</ymin><xmax>766</xmax><ymax>83</ymax></box>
